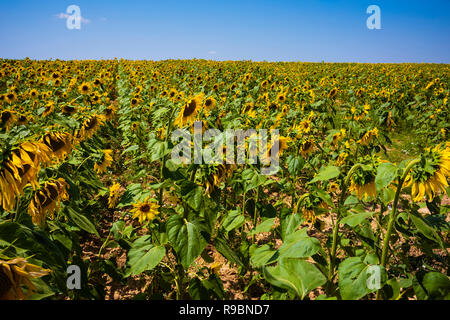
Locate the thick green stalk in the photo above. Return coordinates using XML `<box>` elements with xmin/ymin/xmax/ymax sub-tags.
<box><xmin>376</xmin><ymin>158</ymin><xmax>419</xmax><ymax>299</ymax></box>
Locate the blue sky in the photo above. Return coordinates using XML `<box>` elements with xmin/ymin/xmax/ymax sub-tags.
<box><xmin>0</xmin><ymin>0</ymin><xmax>449</xmax><ymax>62</ymax></box>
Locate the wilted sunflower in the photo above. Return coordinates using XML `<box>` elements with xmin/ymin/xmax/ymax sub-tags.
<box><xmin>130</xmin><ymin>197</ymin><xmax>160</xmax><ymax>223</ymax></box>
<box><xmin>299</xmin><ymin>139</ymin><xmax>315</xmax><ymax>158</ymax></box>
<box><xmin>0</xmin><ymin>109</ymin><xmax>16</xmax><ymax>130</ymax></box>
<box><xmin>40</xmin><ymin>131</ymin><xmax>73</xmax><ymax>163</ymax></box>
<box><xmin>104</xmin><ymin>105</ymin><xmax>117</xmax><ymax>120</ymax></box>
<box><xmin>0</xmin><ymin>257</ymin><xmax>51</xmax><ymax>300</ymax></box>
<box><xmin>77</xmin><ymin>114</ymin><xmax>105</xmax><ymax>141</ymax></box>
<box><xmin>42</xmin><ymin>101</ymin><xmax>55</xmax><ymax>117</ymax></box>
<box><xmin>357</xmin><ymin>128</ymin><xmax>378</xmax><ymax>146</ymax></box>
<box><xmin>405</xmin><ymin>144</ymin><xmax>450</xmax><ymax>202</ymax></box>
<box><xmin>94</xmin><ymin>149</ymin><xmax>113</xmax><ymax>174</ymax></box>
<box><xmin>108</xmin><ymin>182</ymin><xmax>121</xmax><ymax>208</ymax></box>
<box><xmin>327</xmin><ymin>87</ymin><xmax>338</xmax><ymax>99</ymax></box>
<box><xmin>174</xmin><ymin>94</ymin><xmax>204</xmax><ymax>127</ymax></box>
<box><xmin>61</xmin><ymin>104</ymin><xmax>76</xmax><ymax>116</ymax></box>
<box><xmin>0</xmin><ymin>141</ymin><xmax>51</xmax><ymax>211</ymax></box>
<box><xmin>201</xmin><ymin>164</ymin><xmax>233</xmax><ymax>195</ymax></box>
<box><xmin>28</xmin><ymin>178</ymin><xmax>69</xmax><ymax>226</ymax></box>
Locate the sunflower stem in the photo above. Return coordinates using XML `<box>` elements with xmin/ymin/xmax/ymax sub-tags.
<box><xmin>376</xmin><ymin>158</ymin><xmax>420</xmax><ymax>299</ymax></box>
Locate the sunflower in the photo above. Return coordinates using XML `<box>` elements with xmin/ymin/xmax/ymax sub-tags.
<box><xmin>77</xmin><ymin>114</ymin><xmax>105</xmax><ymax>141</ymax></box>
<box><xmin>327</xmin><ymin>87</ymin><xmax>338</xmax><ymax>99</ymax></box>
<box><xmin>28</xmin><ymin>178</ymin><xmax>69</xmax><ymax>226</ymax></box>
<box><xmin>61</xmin><ymin>104</ymin><xmax>77</xmax><ymax>116</ymax></box>
<box><xmin>349</xmin><ymin>179</ymin><xmax>376</xmax><ymax>201</ymax></box>
<box><xmin>0</xmin><ymin>141</ymin><xmax>51</xmax><ymax>211</ymax></box>
<box><xmin>16</xmin><ymin>113</ymin><xmax>30</xmax><ymax>126</ymax></box>
<box><xmin>78</xmin><ymin>82</ymin><xmax>91</xmax><ymax>95</ymax></box>
<box><xmin>104</xmin><ymin>104</ymin><xmax>117</xmax><ymax>120</ymax></box>
<box><xmin>357</xmin><ymin>128</ymin><xmax>378</xmax><ymax>146</ymax></box>
<box><xmin>0</xmin><ymin>257</ymin><xmax>51</xmax><ymax>300</ymax></box>
<box><xmin>335</xmin><ymin>152</ymin><xmax>349</xmax><ymax>167</ymax></box>
<box><xmin>203</xmin><ymin>97</ymin><xmax>217</xmax><ymax>111</ymax></box>
<box><xmin>108</xmin><ymin>182</ymin><xmax>121</xmax><ymax>208</ymax></box>
<box><xmin>1</xmin><ymin>109</ymin><xmax>16</xmax><ymax>130</ymax></box>
<box><xmin>94</xmin><ymin>149</ymin><xmax>113</xmax><ymax>174</ymax></box>
<box><xmin>42</xmin><ymin>101</ymin><xmax>55</xmax><ymax>117</ymax></box>
<box><xmin>201</xmin><ymin>164</ymin><xmax>233</xmax><ymax>195</ymax></box>
<box><xmin>130</xmin><ymin>197</ymin><xmax>160</xmax><ymax>223</ymax></box>
<box><xmin>174</xmin><ymin>94</ymin><xmax>204</xmax><ymax>127</ymax></box>
<box><xmin>40</xmin><ymin>131</ymin><xmax>73</xmax><ymax>163</ymax></box>
<box><xmin>28</xmin><ymin>89</ymin><xmax>39</xmax><ymax>99</ymax></box>
<box><xmin>5</xmin><ymin>91</ymin><xmax>17</xmax><ymax>104</ymax></box>
<box><xmin>405</xmin><ymin>144</ymin><xmax>450</xmax><ymax>202</ymax></box>
<box><xmin>276</xmin><ymin>92</ymin><xmax>287</xmax><ymax>103</ymax></box>
<box><xmin>299</xmin><ymin>139</ymin><xmax>315</xmax><ymax>158</ymax></box>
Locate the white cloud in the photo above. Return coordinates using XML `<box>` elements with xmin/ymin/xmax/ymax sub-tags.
<box><xmin>54</xmin><ymin>13</ymin><xmax>91</xmax><ymax>24</ymax></box>
<box><xmin>208</xmin><ymin>50</ymin><xmax>217</xmax><ymax>55</ymax></box>
<box><xmin>100</xmin><ymin>17</ymin><xmax>107</xmax><ymax>22</ymax></box>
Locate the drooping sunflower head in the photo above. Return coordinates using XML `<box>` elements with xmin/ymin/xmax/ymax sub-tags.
<box><xmin>108</xmin><ymin>182</ymin><xmax>121</xmax><ymax>208</ymax></box>
<box><xmin>299</xmin><ymin>139</ymin><xmax>315</xmax><ymax>158</ymax></box>
<box><xmin>40</xmin><ymin>130</ymin><xmax>73</xmax><ymax>163</ymax></box>
<box><xmin>0</xmin><ymin>109</ymin><xmax>16</xmax><ymax>130</ymax></box>
<box><xmin>28</xmin><ymin>178</ymin><xmax>68</xmax><ymax>226</ymax></box>
<box><xmin>0</xmin><ymin>257</ymin><xmax>51</xmax><ymax>300</ymax></box>
<box><xmin>77</xmin><ymin>114</ymin><xmax>105</xmax><ymax>142</ymax></box>
<box><xmin>327</xmin><ymin>87</ymin><xmax>338</xmax><ymax>99</ymax></box>
<box><xmin>104</xmin><ymin>104</ymin><xmax>117</xmax><ymax>120</ymax></box>
<box><xmin>94</xmin><ymin>149</ymin><xmax>113</xmax><ymax>174</ymax></box>
<box><xmin>405</xmin><ymin>144</ymin><xmax>450</xmax><ymax>202</ymax></box>
<box><xmin>130</xmin><ymin>197</ymin><xmax>160</xmax><ymax>224</ymax></box>
<box><xmin>357</xmin><ymin>127</ymin><xmax>379</xmax><ymax>146</ymax></box>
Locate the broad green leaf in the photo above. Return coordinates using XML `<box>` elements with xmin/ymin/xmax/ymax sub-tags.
<box><xmin>340</xmin><ymin>212</ymin><xmax>374</xmax><ymax>227</ymax></box>
<box><xmin>338</xmin><ymin>257</ymin><xmax>386</xmax><ymax>300</ymax></box>
<box><xmin>250</xmin><ymin>244</ymin><xmax>278</xmax><ymax>268</ymax></box>
<box><xmin>375</xmin><ymin>162</ymin><xmax>398</xmax><ymax>191</ymax></box>
<box><xmin>250</xmin><ymin>218</ymin><xmax>276</xmax><ymax>235</ymax></box>
<box><xmin>127</xmin><ymin>236</ymin><xmax>165</xmax><ymax>275</ymax></box>
<box><xmin>408</xmin><ymin>210</ymin><xmax>444</xmax><ymax>248</ymax></box>
<box><xmin>263</xmin><ymin>258</ymin><xmax>326</xmax><ymax>299</ymax></box>
<box><xmin>422</xmin><ymin>272</ymin><xmax>450</xmax><ymax>299</ymax></box>
<box><xmin>278</xmin><ymin>229</ymin><xmax>321</xmax><ymax>259</ymax></box>
<box><xmin>280</xmin><ymin>213</ymin><xmax>304</xmax><ymax>240</ymax></box>
<box><xmin>213</xmin><ymin>236</ymin><xmax>245</xmax><ymax>268</ymax></box>
<box><xmin>309</xmin><ymin>166</ymin><xmax>340</xmax><ymax>184</ymax></box>
<box><xmin>167</xmin><ymin>215</ymin><xmax>207</xmax><ymax>268</ymax></box>
<box><xmin>222</xmin><ymin>210</ymin><xmax>245</xmax><ymax>232</ymax></box>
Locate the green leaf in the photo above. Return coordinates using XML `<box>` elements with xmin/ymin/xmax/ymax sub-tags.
<box><xmin>250</xmin><ymin>244</ymin><xmax>278</xmax><ymax>268</ymax></box>
<box><xmin>167</xmin><ymin>215</ymin><xmax>207</xmax><ymax>268</ymax></box>
<box><xmin>309</xmin><ymin>166</ymin><xmax>340</xmax><ymax>184</ymax></box>
<box><xmin>222</xmin><ymin>210</ymin><xmax>245</xmax><ymax>232</ymax></box>
<box><xmin>408</xmin><ymin>210</ymin><xmax>444</xmax><ymax>248</ymax></box>
<box><xmin>213</xmin><ymin>236</ymin><xmax>244</xmax><ymax>268</ymax></box>
<box><xmin>278</xmin><ymin>229</ymin><xmax>321</xmax><ymax>259</ymax></box>
<box><xmin>338</xmin><ymin>257</ymin><xmax>386</xmax><ymax>300</ymax></box>
<box><xmin>126</xmin><ymin>236</ymin><xmax>165</xmax><ymax>276</ymax></box>
<box><xmin>287</xmin><ymin>155</ymin><xmax>305</xmax><ymax>175</ymax></box>
<box><xmin>422</xmin><ymin>272</ymin><xmax>450</xmax><ymax>299</ymax></box>
<box><xmin>250</xmin><ymin>218</ymin><xmax>276</xmax><ymax>235</ymax></box>
<box><xmin>263</xmin><ymin>258</ymin><xmax>326</xmax><ymax>299</ymax></box>
<box><xmin>340</xmin><ymin>212</ymin><xmax>374</xmax><ymax>227</ymax></box>
<box><xmin>375</xmin><ymin>162</ymin><xmax>398</xmax><ymax>191</ymax></box>
<box><xmin>64</xmin><ymin>207</ymin><xmax>99</xmax><ymax>236</ymax></box>
<box><xmin>280</xmin><ymin>213</ymin><xmax>304</xmax><ymax>240</ymax></box>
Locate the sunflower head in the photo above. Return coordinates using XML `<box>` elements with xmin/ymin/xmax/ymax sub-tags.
<box><xmin>406</xmin><ymin>144</ymin><xmax>450</xmax><ymax>202</ymax></box>
<box><xmin>130</xmin><ymin>197</ymin><xmax>160</xmax><ymax>224</ymax></box>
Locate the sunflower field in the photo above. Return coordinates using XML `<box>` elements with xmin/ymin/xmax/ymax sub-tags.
<box><xmin>0</xmin><ymin>58</ymin><xmax>449</xmax><ymax>300</ymax></box>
